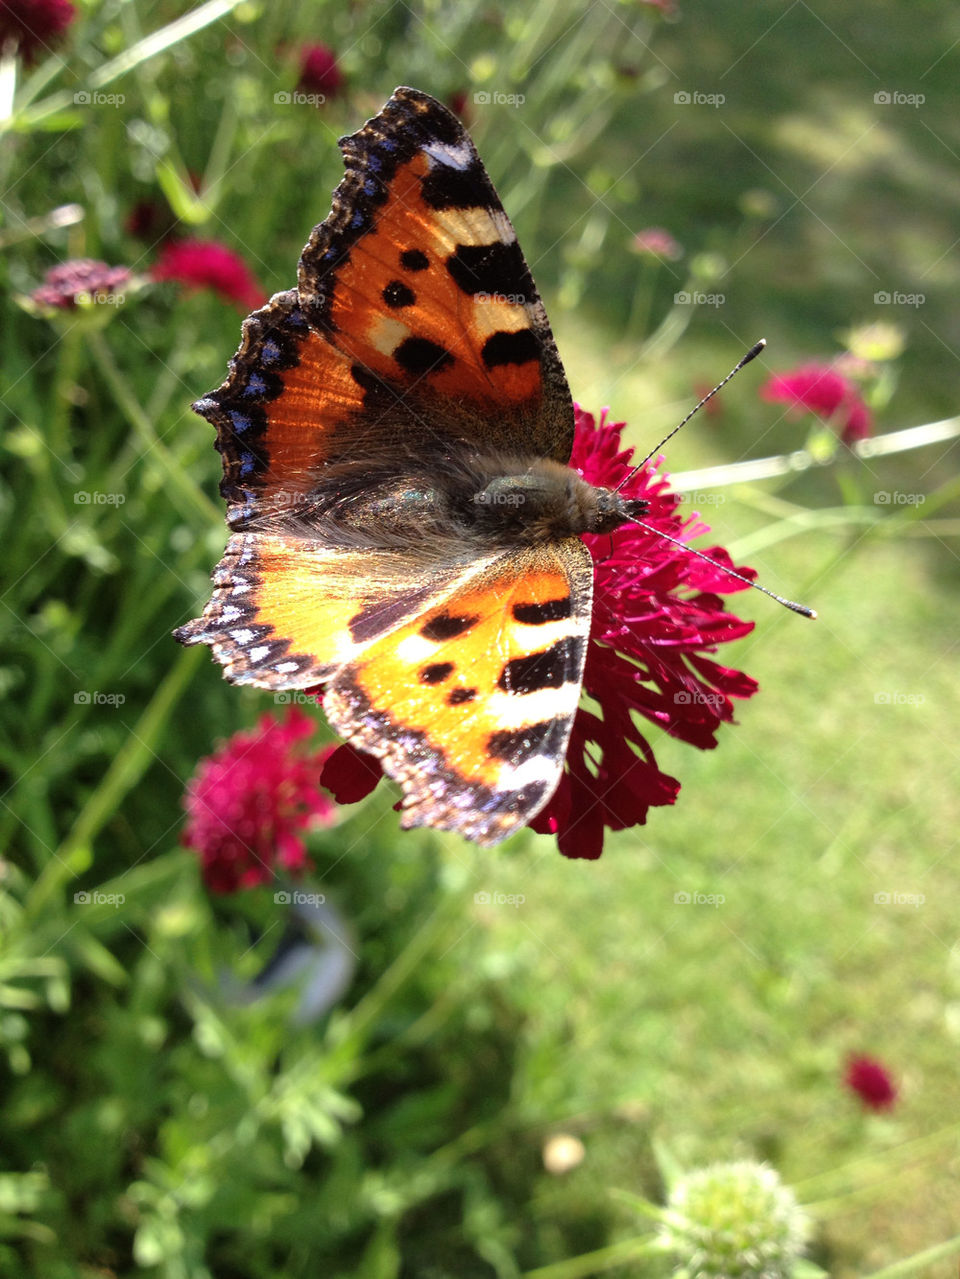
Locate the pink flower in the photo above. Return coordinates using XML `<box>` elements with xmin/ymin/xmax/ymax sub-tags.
<box><xmin>30</xmin><ymin>258</ymin><xmax>130</xmax><ymax>309</ymax></box>
<box><xmin>296</xmin><ymin>43</ymin><xmax>343</xmax><ymax>100</ymax></box>
<box><xmin>320</xmin><ymin>406</ymin><xmax>759</xmax><ymax>860</ymax></box>
<box><xmin>761</xmin><ymin>361</ymin><xmax>872</xmax><ymax>445</ymax></box>
<box><xmin>631</xmin><ymin>227</ymin><xmax>683</xmax><ymax>260</ymax></box>
<box><xmin>844</xmin><ymin>1054</ymin><xmax>897</xmax><ymax>1111</ymax></box>
<box><xmin>0</xmin><ymin>0</ymin><xmax>74</xmax><ymax>65</ymax></box>
<box><xmin>183</xmin><ymin>707</ymin><xmax>337</xmax><ymax>894</ymax></box>
<box><xmin>151</xmin><ymin>238</ymin><xmax>265</xmax><ymax>312</ymax></box>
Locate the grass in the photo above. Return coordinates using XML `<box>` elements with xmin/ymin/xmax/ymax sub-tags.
<box><xmin>1</xmin><ymin>1</ymin><xmax>958</xmax><ymax>1275</ymax></box>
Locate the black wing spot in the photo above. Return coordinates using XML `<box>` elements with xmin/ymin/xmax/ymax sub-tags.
<box><xmin>448</xmin><ymin>686</ymin><xmax>477</xmax><ymax>705</ymax></box>
<box><xmin>498</xmin><ymin>637</ymin><xmax>583</xmax><ymax>695</ymax></box>
<box><xmin>421</xmin><ymin>612</ymin><xmax>478</xmax><ymax>642</ymax></box>
<box><xmin>447</xmin><ymin>240</ymin><xmax>532</xmax><ymax>298</ymax></box>
<box><xmin>400</xmin><ymin>248</ymin><xmax>429</xmax><ymax>271</ymax></box>
<box><xmin>419</xmin><ymin>661</ymin><xmax>454</xmax><ymax>684</ymax></box>
<box><xmin>421</xmin><ymin>161</ymin><xmax>498</xmax><ymax>211</ymax></box>
<box><xmin>513</xmin><ymin>597</ymin><xmax>572</xmax><ymax>625</ymax></box>
<box><xmin>383</xmin><ymin>280</ymin><xmax>416</xmax><ymax>308</ymax></box>
<box><xmin>394</xmin><ymin>336</ymin><xmax>455</xmax><ymax>377</ymax></box>
<box><xmin>487</xmin><ymin>718</ymin><xmax>568</xmax><ymax>761</ymax></box>
<box><xmin>481</xmin><ymin>329</ymin><xmax>540</xmax><ymax>368</ymax></box>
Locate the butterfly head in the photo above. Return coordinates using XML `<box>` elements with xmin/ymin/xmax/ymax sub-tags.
<box><xmin>587</xmin><ymin>488</ymin><xmax>650</xmax><ymax>536</ymax></box>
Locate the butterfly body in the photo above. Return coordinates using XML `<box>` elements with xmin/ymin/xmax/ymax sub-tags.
<box><xmin>176</xmin><ymin>87</ymin><xmax>645</xmax><ymax>846</ymax></box>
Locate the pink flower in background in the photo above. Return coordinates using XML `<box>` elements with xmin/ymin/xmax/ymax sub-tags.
<box><xmin>761</xmin><ymin>361</ymin><xmax>872</xmax><ymax>445</ymax></box>
<box><xmin>296</xmin><ymin>42</ymin><xmax>343</xmax><ymax>99</ymax></box>
<box><xmin>30</xmin><ymin>259</ymin><xmax>130</xmax><ymax>309</ymax></box>
<box><xmin>844</xmin><ymin>1054</ymin><xmax>897</xmax><ymax>1111</ymax></box>
<box><xmin>152</xmin><ymin>238</ymin><xmax>265</xmax><ymax>311</ymax></box>
<box><xmin>183</xmin><ymin>707</ymin><xmax>337</xmax><ymax>894</ymax></box>
<box><xmin>320</xmin><ymin>406</ymin><xmax>759</xmax><ymax>861</ymax></box>
<box><xmin>0</xmin><ymin>0</ymin><xmax>74</xmax><ymax>64</ymax></box>
<box><xmin>631</xmin><ymin>227</ymin><xmax>683</xmax><ymax>260</ymax></box>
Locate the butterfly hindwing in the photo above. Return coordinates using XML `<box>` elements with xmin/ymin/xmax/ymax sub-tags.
<box><xmin>324</xmin><ymin>539</ymin><xmax>593</xmax><ymax>845</ymax></box>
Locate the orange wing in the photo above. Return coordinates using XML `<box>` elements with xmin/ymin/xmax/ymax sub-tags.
<box><xmin>298</xmin><ymin>86</ymin><xmax>574</xmax><ymax>462</ymax></box>
<box><xmin>174</xmin><ymin>531</ymin><xmax>493</xmax><ymax>688</ymax></box>
<box><xmin>324</xmin><ymin>539</ymin><xmax>593</xmax><ymax>846</ymax></box>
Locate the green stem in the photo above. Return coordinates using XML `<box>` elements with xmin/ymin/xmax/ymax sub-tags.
<box><xmin>12</xmin><ymin>0</ymin><xmax>252</xmax><ymax>130</ymax></box>
<box><xmin>26</xmin><ymin>645</ymin><xmax>205</xmax><ymax>917</ymax></box>
<box><xmin>861</xmin><ymin>1234</ymin><xmax>960</xmax><ymax>1279</ymax></box>
<box><xmin>87</xmin><ymin>329</ymin><xmax>221</xmax><ymax>527</ymax></box>
<box><xmin>522</xmin><ymin>1235</ymin><xmax>663</xmax><ymax>1279</ymax></box>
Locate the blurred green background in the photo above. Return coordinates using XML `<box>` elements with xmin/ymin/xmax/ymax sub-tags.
<box><xmin>2</xmin><ymin>1</ymin><xmax>958</xmax><ymax>1276</ymax></box>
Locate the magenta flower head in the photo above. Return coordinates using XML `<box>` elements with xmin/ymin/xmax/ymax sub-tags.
<box><xmin>183</xmin><ymin>707</ymin><xmax>337</xmax><ymax>894</ymax></box>
<box><xmin>0</xmin><ymin>0</ymin><xmax>75</xmax><ymax>65</ymax></box>
<box><xmin>322</xmin><ymin>406</ymin><xmax>759</xmax><ymax>860</ymax></box>
<box><xmin>761</xmin><ymin>361</ymin><xmax>872</xmax><ymax>445</ymax></box>
<box><xmin>296</xmin><ymin>43</ymin><xmax>343</xmax><ymax>100</ymax></box>
<box><xmin>631</xmin><ymin>227</ymin><xmax>683</xmax><ymax>260</ymax></box>
<box><xmin>844</xmin><ymin>1054</ymin><xmax>897</xmax><ymax>1111</ymax></box>
<box><xmin>29</xmin><ymin>258</ymin><xmax>130</xmax><ymax>310</ymax></box>
<box><xmin>151</xmin><ymin>238</ymin><xmax>265</xmax><ymax>312</ymax></box>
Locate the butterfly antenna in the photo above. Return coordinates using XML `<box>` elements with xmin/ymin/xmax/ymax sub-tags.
<box><xmin>613</xmin><ymin>339</ymin><xmax>767</xmax><ymax>495</ymax></box>
<box><xmin>624</xmin><ymin>513</ymin><xmax>816</xmax><ymax>618</ymax></box>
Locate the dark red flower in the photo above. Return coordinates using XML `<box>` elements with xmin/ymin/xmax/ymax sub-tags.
<box><xmin>631</xmin><ymin>227</ymin><xmax>683</xmax><ymax>260</ymax></box>
<box><xmin>183</xmin><ymin>707</ymin><xmax>337</xmax><ymax>894</ymax></box>
<box><xmin>0</xmin><ymin>0</ymin><xmax>74</xmax><ymax>65</ymax></box>
<box><xmin>151</xmin><ymin>238</ymin><xmax>265</xmax><ymax>311</ymax></box>
<box><xmin>30</xmin><ymin>258</ymin><xmax>130</xmax><ymax>309</ymax></box>
<box><xmin>296</xmin><ymin>43</ymin><xmax>343</xmax><ymax>100</ymax></box>
<box><xmin>319</xmin><ymin>406</ymin><xmax>759</xmax><ymax>860</ymax></box>
<box><xmin>761</xmin><ymin>361</ymin><xmax>872</xmax><ymax>445</ymax></box>
<box><xmin>844</xmin><ymin>1054</ymin><xmax>897</xmax><ymax>1111</ymax></box>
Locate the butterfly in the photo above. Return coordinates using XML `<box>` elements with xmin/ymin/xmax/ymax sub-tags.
<box><xmin>175</xmin><ymin>86</ymin><xmax>650</xmax><ymax>847</ymax></box>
